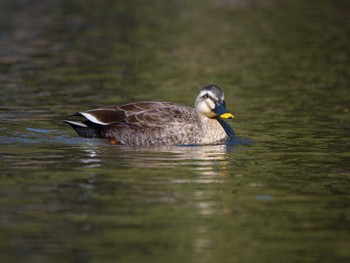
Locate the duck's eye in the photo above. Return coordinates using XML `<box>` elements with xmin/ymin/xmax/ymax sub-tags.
<box><xmin>202</xmin><ymin>93</ymin><xmax>210</xmax><ymax>99</ymax></box>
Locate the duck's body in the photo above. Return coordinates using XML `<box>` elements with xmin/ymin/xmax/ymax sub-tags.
<box><xmin>64</xmin><ymin>85</ymin><xmax>235</xmax><ymax>146</ymax></box>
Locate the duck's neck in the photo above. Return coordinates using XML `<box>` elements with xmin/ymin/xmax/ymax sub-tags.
<box><xmin>198</xmin><ymin>115</ymin><xmax>231</xmax><ymax>143</ymax></box>
<box><xmin>217</xmin><ymin>118</ymin><xmax>235</xmax><ymax>138</ymax></box>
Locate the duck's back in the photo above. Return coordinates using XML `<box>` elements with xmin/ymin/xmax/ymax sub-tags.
<box><xmin>65</xmin><ymin>102</ymin><xmax>203</xmax><ymax>145</ymax></box>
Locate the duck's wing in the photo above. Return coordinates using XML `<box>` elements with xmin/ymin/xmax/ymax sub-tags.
<box><xmin>125</xmin><ymin>106</ymin><xmax>195</xmax><ymax>128</ymax></box>
<box><xmin>64</xmin><ymin>102</ymin><xmax>197</xmax><ymax>141</ymax></box>
<box><xmin>64</xmin><ymin>102</ymin><xmax>186</xmax><ymax>126</ymax></box>
<box><xmin>115</xmin><ymin>101</ymin><xmax>180</xmax><ymax>113</ymax></box>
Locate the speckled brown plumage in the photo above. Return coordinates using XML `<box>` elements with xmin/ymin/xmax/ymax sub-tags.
<box><xmin>64</xmin><ymin>85</ymin><xmax>235</xmax><ymax>146</ymax></box>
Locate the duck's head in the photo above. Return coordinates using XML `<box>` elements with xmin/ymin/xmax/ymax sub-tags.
<box><xmin>195</xmin><ymin>84</ymin><xmax>234</xmax><ymax>119</ymax></box>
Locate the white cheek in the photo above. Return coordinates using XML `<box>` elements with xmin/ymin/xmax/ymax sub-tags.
<box><xmin>197</xmin><ymin>100</ymin><xmax>217</xmax><ymax>118</ymax></box>
<box><xmin>206</xmin><ymin>99</ymin><xmax>216</xmax><ymax>110</ymax></box>
<box><xmin>197</xmin><ymin>102</ymin><xmax>211</xmax><ymax>114</ymax></box>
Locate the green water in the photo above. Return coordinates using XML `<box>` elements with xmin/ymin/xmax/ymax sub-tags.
<box><xmin>0</xmin><ymin>0</ymin><xmax>349</xmax><ymax>262</ymax></box>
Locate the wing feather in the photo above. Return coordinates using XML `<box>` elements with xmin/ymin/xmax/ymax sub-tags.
<box><xmin>80</xmin><ymin>109</ymin><xmax>126</xmax><ymax>125</ymax></box>
<box><xmin>115</xmin><ymin>101</ymin><xmax>179</xmax><ymax>112</ymax></box>
<box><xmin>125</xmin><ymin>106</ymin><xmax>196</xmax><ymax>127</ymax></box>
<box><xmin>75</xmin><ymin>102</ymin><xmax>193</xmax><ymax>127</ymax></box>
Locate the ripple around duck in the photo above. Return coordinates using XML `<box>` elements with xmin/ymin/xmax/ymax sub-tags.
<box><xmin>1</xmin><ymin>125</ymin><xmax>252</xmax><ymax>146</ymax></box>
<box><xmin>1</xmin><ymin>126</ymin><xmax>252</xmax><ymax>171</ymax></box>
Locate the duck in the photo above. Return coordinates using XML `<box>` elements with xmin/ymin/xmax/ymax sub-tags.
<box><xmin>64</xmin><ymin>84</ymin><xmax>235</xmax><ymax>146</ymax></box>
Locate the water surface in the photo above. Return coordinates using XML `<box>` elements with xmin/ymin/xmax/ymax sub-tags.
<box><xmin>0</xmin><ymin>0</ymin><xmax>349</xmax><ymax>262</ymax></box>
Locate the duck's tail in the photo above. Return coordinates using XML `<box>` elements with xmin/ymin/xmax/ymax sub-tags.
<box><xmin>63</xmin><ymin>120</ymin><xmax>103</xmax><ymax>138</ymax></box>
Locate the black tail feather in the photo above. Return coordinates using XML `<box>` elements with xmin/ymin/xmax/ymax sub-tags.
<box><xmin>63</xmin><ymin>120</ymin><xmax>103</xmax><ymax>138</ymax></box>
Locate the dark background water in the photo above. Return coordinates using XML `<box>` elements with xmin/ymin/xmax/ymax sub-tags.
<box><xmin>0</xmin><ymin>0</ymin><xmax>349</xmax><ymax>262</ymax></box>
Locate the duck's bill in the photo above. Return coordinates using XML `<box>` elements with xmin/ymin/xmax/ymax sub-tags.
<box><xmin>220</xmin><ymin>113</ymin><xmax>234</xmax><ymax>119</ymax></box>
<box><xmin>214</xmin><ymin>101</ymin><xmax>234</xmax><ymax>119</ymax></box>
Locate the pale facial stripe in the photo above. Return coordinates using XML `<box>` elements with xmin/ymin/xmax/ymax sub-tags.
<box><xmin>198</xmin><ymin>90</ymin><xmax>224</xmax><ymax>101</ymax></box>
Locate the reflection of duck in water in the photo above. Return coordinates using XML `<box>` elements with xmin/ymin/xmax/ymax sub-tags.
<box><xmin>64</xmin><ymin>84</ymin><xmax>235</xmax><ymax>146</ymax></box>
<box><xmin>77</xmin><ymin>144</ymin><xmax>232</xmax><ymax>176</ymax></box>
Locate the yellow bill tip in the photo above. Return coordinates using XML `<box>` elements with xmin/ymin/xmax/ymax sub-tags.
<box><xmin>220</xmin><ymin>113</ymin><xmax>234</xmax><ymax>119</ymax></box>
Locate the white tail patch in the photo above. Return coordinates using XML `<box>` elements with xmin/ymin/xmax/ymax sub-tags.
<box><xmin>80</xmin><ymin>112</ymin><xmax>109</xmax><ymax>125</ymax></box>
<box><xmin>64</xmin><ymin>120</ymin><xmax>88</xmax><ymax>127</ymax></box>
